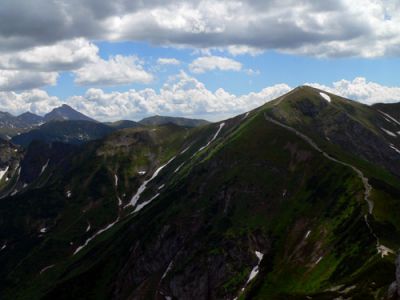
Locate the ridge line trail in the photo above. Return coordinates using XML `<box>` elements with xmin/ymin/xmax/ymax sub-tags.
<box><xmin>264</xmin><ymin>113</ymin><xmax>387</xmax><ymax>256</ymax></box>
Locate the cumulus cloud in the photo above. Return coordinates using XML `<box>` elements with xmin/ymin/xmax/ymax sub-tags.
<box><xmin>74</xmin><ymin>55</ymin><xmax>153</xmax><ymax>86</ymax></box>
<box><xmin>1</xmin><ymin>0</ymin><xmax>399</xmax><ymax>58</ymax></box>
<box><xmin>157</xmin><ymin>58</ymin><xmax>180</xmax><ymax>65</ymax></box>
<box><xmin>189</xmin><ymin>56</ymin><xmax>242</xmax><ymax>73</ymax></box>
<box><xmin>0</xmin><ymin>38</ymin><xmax>98</xmax><ymax>71</ymax></box>
<box><xmin>0</xmin><ymin>89</ymin><xmax>60</xmax><ymax>115</ymax></box>
<box><xmin>0</xmin><ymin>70</ymin><xmax>58</xmax><ymax>91</ymax></box>
<box><xmin>306</xmin><ymin>77</ymin><xmax>400</xmax><ymax>104</ymax></box>
<box><xmin>66</xmin><ymin>71</ymin><xmax>290</xmax><ymax>120</ymax></box>
<box><xmin>3</xmin><ymin>75</ymin><xmax>400</xmax><ymax>121</ymax></box>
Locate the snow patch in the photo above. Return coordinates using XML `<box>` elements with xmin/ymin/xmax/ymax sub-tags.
<box><xmin>40</xmin><ymin>264</ymin><xmax>55</xmax><ymax>274</ymax></box>
<box><xmin>174</xmin><ymin>163</ymin><xmax>184</xmax><ymax>173</ymax></box>
<box><xmin>194</xmin><ymin>122</ymin><xmax>225</xmax><ymax>155</ymax></box>
<box><xmin>40</xmin><ymin>227</ymin><xmax>47</xmax><ymax>233</ymax></box>
<box><xmin>161</xmin><ymin>260</ymin><xmax>174</xmax><ymax>281</ymax></box>
<box><xmin>66</xmin><ymin>190</ymin><xmax>72</xmax><ymax>198</ymax></box>
<box><xmin>315</xmin><ymin>256</ymin><xmax>323</xmax><ymax>265</ymax></box>
<box><xmin>0</xmin><ymin>166</ymin><xmax>9</xmax><ymax>181</ymax></box>
<box><xmin>381</xmin><ymin>127</ymin><xmax>397</xmax><ymax>137</ymax></box>
<box><xmin>86</xmin><ymin>222</ymin><xmax>91</xmax><ymax>232</ymax></box>
<box><xmin>305</xmin><ymin>230</ymin><xmax>311</xmax><ymax>239</ymax></box>
<box><xmin>133</xmin><ymin>193</ymin><xmax>160</xmax><ymax>213</ymax></box>
<box><xmin>114</xmin><ymin>174</ymin><xmax>118</xmax><ymax>187</ymax></box>
<box><xmin>245</xmin><ymin>251</ymin><xmax>264</xmax><ymax>285</ymax></box>
<box><xmin>126</xmin><ymin>156</ymin><xmax>175</xmax><ymax>208</ymax></box>
<box><xmin>1</xmin><ymin>243</ymin><xmax>6</xmax><ymax>251</ymax></box>
<box><xmin>320</xmin><ymin>92</ymin><xmax>331</xmax><ymax>103</ymax></box>
<box><xmin>117</xmin><ymin>196</ymin><xmax>122</xmax><ymax>206</ymax></box>
<box><xmin>180</xmin><ymin>146</ymin><xmax>190</xmax><ymax>154</ymax></box>
<box><xmin>390</xmin><ymin>144</ymin><xmax>400</xmax><ymax>155</ymax></box>
<box><xmin>74</xmin><ymin>217</ymin><xmax>120</xmax><ymax>255</ymax></box>
<box><xmin>40</xmin><ymin>159</ymin><xmax>49</xmax><ymax>175</ymax></box>
<box><xmin>379</xmin><ymin>110</ymin><xmax>400</xmax><ymax>126</ymax></box>
<box><xmin>138</xmin><ymin>170</ymin><xmax>146</xmax><ymax>175</ymax></box>
<box><xmin>377</xmin><ymin>245</ymin><xmax>394</xmax><ymax>257</ymax></box>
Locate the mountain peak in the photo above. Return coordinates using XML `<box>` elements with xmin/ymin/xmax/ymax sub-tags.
<box><xmin>44</xmin><ymin>104</ymin><xmax>96</xmax><ymax>123</ymax></box>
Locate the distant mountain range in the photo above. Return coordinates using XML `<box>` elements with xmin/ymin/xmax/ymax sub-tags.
<box><xmin>0</xmin><ymin>105</ymin><xmax>209</xmax><ymax>144</ymax></box>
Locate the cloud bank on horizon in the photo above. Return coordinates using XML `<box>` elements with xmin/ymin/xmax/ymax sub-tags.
<box><xmin>0</xmin><ymin>0</ymin><xmax>399</xmax><ymax>120</ymax></box>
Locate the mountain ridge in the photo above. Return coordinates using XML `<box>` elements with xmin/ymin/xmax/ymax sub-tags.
<box><xmin>0</xmin><ymin>87</ymin><xmax>400</xmax><ymax>299</ymax></box>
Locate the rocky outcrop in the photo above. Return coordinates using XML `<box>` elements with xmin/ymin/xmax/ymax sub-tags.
<box><xmin>388</xmin><ymin>253</ymin><xmax>400</xmax><ymax>300</ymax></box>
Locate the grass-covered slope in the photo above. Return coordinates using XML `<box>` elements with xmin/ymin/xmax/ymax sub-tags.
<box><xmin>11</xmin><ymin>120</ymin><xmax>115</xmax><ymax>147</ymax></box>
<box><xmin>0</xmin><ymin>87</ymin><xmax>399</xmax><ymax>300</ymax></box>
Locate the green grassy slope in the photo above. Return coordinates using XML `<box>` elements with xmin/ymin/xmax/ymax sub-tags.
<box><xmin>0</xmin><ymin>88</ymin><xmax>399</xmax><ymax>300</ymax></box>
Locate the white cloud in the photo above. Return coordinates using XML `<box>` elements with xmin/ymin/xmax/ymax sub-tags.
<box><xmin>3</xmin><ymin>0</ymin><xmax>399</xmax><ymax>58</ymax></box>
<box><xmin>3</xmin><ymin>75</ymin><xmax>400</xmax><ymax>121</ymax></box>
<box><xmin>157</xmin><ymin>58</ymin><xmax>180</xmax><ymax>65</ymax></box>
<box><xmin>0</xmin><ymin>70</ymin><xmax>58</xmax><ymax>91</ymax></box>
<box><xmin>306</xmin><ymin>77</ymin><xmax>400</xmax><ymax>104</ymax></box>
<box><xmin>0</xmin><ymin>38</ymin><xmax>98</xmax><ymax>71</ymax></box>
<box><xmin>189</xmin><ymin>56</ymin><xmax>242</xmax><ymax>73</ymax></box>
<box><xmin>67</xmin><ymin>71</ymin><xmax>290</xmax><ymax>120</ymax></box>
<box><xmin>74</xmin><ymin>55</ymin><xmax>153</xmax><ymax>86</ymax></box>
<box><xmin>0</xmin><ymin>89</ymin><xmax>60</xmax><ymax>115</ymax></box>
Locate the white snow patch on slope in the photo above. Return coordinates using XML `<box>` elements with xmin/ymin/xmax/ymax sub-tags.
<box><xmin>40</xmin><ymin>159</ymin><xmax>49</xmax><ymax>175</ymax></box>
<box><xmin>1</xmin><ymin>243</ymin><xmax>6</xmax><ymax>251</ymax></box>
<box><xmin>246</xmin><ymin>251</ymin><xmax>264</xmax><ymax>284</ymax></box>
<box><xmin>40</xmin><ymin>264</ymin><xmax>55</xmax><ymax>274</ymax></box>
<box><xmin>180</xmin><ymin>146</ymin><xmax>190</xmax><ymax>154</ymax></box>
<box><xmin>390</xmin><ymin>144</ymin><xmax>400</xmax><ymax>154</ymax></box>
<box><xmin>133</xmin><ymin>193</ymin><xmax>160</xmax><ymax>213</ymax></box>
<box><xmin>126</xmin><ymin>156</ymin><xmax>175</xmax><ymax>208</ymax></box>
<box><xmin>40</xmin><ymin>227</ymin><xmax>47</xmax><ymax>233</ymax></box>
<box><xmin>379</xmin><ymin>111</ymin><xmax>400</xmax><ymax>126</ymax></box>
<box><xmin>114</xmin><ymin>174</ymin><xmax>118</xmax><ymax>187</ymax></box>
<box><xmin>378</xmin><ymin>245</ymin><xmax>394</xmax><ymax>257</ymax></box>
<box><xmin>315</xmin><ymin>256</ymin><xmax>323</xmax><ymax>265</ymax></box>
<box><xmin>158</xmin><ymin>184</ymin><xmax>165</xmax><ymax>190</ymax></box>
<box><xmin>161</xmin><ymin>260</ymin><xmax>174</xmax><ymax>281</ymax></box>
<box><xmin>117</xmin><ymin>196</ymin><xmax>122</xmax><ymax>206</ymax></box>
<box><xmin>194</xmin><ymin>122</ymin><xmax>225</xmax><ymax>155</ymax></box>
<box><xmin>320</xmin><ymin>92</ymin><xmax>331</xmax><ymax>103</ymax></box>
<box><xmin>381</xmin><ymin>127</ymin><xmax>397</xmax><ymax>137</ymax></box>
<box><xmin>174</xmin><ymin>163</ymin><xmax>184</xmax><ymax>173</ymax></box>
<box><xmin>0</xmin><ymin>166</ymin><xmax>9</xmax><ymax>181</ymax></box>
<box><xmin>305</xmin><ymin>230</ymin><xmax>311</xmax><ymax>239</ymax></box>
<box><xmin>66</xmin><ymin>190</ymin><xmax>72</xmax><ymax>198</ymax></box>
<box><xmin>74</xmin><ymin>217</ymin><xmax>120</xmax><ymax>255</ymax></box>
<box><xmin>86</xmin><ymin>222</ymin><xmax>91</xmax><ymax>232</ymax></box>
<box><xmin>138</xmin><ymin>170</ymin><xmax>146</xmax><ymax>175</ymax></box>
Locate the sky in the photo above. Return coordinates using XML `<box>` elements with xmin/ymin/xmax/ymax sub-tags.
<box><xmin>1</xmin><ymin>0</ymin><xmax>400</xmax><ymax>121</ymax></box>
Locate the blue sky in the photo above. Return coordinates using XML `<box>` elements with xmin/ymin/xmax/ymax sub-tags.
<box><xmin>1</xmin><ymin>0</ymin><xmax>400</xmax><ymax>121</ymax></box>
<box><xmin>47</xmin><ymin>40</ymin><xmax>400</xmax><ymax>101</ymax></box>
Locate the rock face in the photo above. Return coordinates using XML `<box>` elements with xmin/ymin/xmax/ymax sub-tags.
<box><xmin>388</xmin><ymin>253</ymin><xmax>400</xmax><ymax>300</ymax></box>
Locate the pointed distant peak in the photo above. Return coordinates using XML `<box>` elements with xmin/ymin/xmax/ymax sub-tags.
<box><xmin>60</xmin><ymin>103</ymin><xmax>73</xmax><ymax>109</ymax></box>
<box><xmin>44</xmin><ymin>104</ymin><xmax>96</xmax><ymax>123</ymax></box>
<box><xmin>18</xmin><ymin>111</ymin><xmax>41</xmax><ymax>118</ymax></box>
<box><xmin>16</xmin><ymin>111</ymin><xmax>43</xmax><ymax>124</ymax></box>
